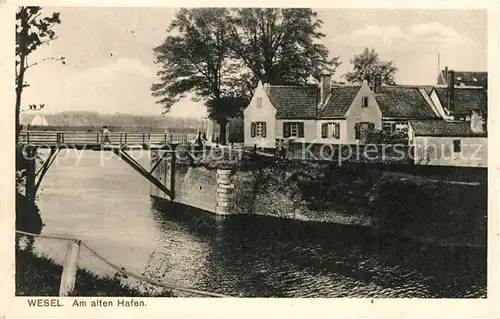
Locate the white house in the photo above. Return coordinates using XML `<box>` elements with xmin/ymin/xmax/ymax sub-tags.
<box><xmin>408</xmin><ymin>113</ymin><xmax>487</xmax><ymax>168</ymax></box>
<box><xmin>244</xmin><ymin>73</ymin><xmax>440</xmax><ymax>147</ymax></box>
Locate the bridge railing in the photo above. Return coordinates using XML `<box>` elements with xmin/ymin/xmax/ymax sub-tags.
<box><xmin>19</xmin><ymin>131</ymin><xmax>198</xmax><ymax>146</ymax></box>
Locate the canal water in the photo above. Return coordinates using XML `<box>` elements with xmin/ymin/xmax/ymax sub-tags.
<box><xmin>33</xmin><ymin>149</ymin><xmax>486</xmax><ymax>298</ymax></box>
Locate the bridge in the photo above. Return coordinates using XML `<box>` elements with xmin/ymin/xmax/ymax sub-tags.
<box><xmin>18</xmin><ymin>130</ymin><xmax>199</xmax><ymax>204</ymax></box>
<box><xmin>19</xmin><ymin>130</ymin><xmax>196</xmax><ymax>149</ymax></box>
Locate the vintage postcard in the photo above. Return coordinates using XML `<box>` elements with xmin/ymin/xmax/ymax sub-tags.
<box><xmin>0</xmin><ymin>0</ymin><xmax>499</xmax><ymax>318</ymax></box>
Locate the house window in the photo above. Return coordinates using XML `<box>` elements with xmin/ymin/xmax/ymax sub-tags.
<box><xmin>256</xmin><ymin>97</ymin><xmax>262</xmax><ymax>108</ymax></box>
<box><xmin>250</xmin><ymin>122</ymin><xmax>266</xmax><ymax>138</ymax></box>
<box><xmin>290</xmin><ymin>123</ymin><xmax>299</xmax><ymax>137</ymax></box>
<box><xmin>383</xmin><ymin>122</ymin><xmax>395</xmax><ymax>132</ymax></box>
<box><xmin>355</xmin><ymin>122</ymin><xmax>374</xmax><ymax>140</ymax></box>
<box><xmin>453</xmin><ymin>140</ymin><xmax>461</xmax><ymax>153</ymax></box>
<box><xmin>321</xmin><ymin>123</ymin><xmax>340</xmax><ymax>139</ymax></box>
<box><xmin>283</xmin><ymin>122</ymin><xmax>304</xmax><ymax>138</ymax></box>
<box><xmin>362</xmin><ymin>96</ymin><xmax>369</xmax><ymax>108</ymax></box>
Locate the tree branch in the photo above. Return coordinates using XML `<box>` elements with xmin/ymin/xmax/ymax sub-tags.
<box><xmin>26</xmin><ymin>56</ymin><xmax>64</xmax><ymax>69</ymax></box>
<box><xmin>27</xmin><ymin>12</ymin><xmax>42</xmax><ymax>24</ymax></box>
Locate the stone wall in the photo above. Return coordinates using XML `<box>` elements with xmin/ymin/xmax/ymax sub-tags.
<box><xmin>150</xmin><ymin>150</ymin><xmax>234</xmax><ymax>214</ymax></box>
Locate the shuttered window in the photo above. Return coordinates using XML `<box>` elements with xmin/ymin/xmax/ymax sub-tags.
<box><xmin>321</xmin><ymin>124</ymin><xmax>328</xmax><ymax>138</ymax></box>
<box><xmin>334</xmin><ymin>123</ymin><xmax>340</xmax><ymax>139</ymax></box>
<box><xmin>256</xmin><ymin>97</ymin><xmax>262</xmax><ymax>108</ymax></box>
<box><xmin>322</xmin><ymin>123</ymin><xmax>340</xmax><ymax>139</ymax></box>
<box><xmin>453</xmin><ymin>140</ymin><xmax>461</xmax><ymax>153</ymax></box>
<box><xmin>251</xmin><ymin>122</ymin><xmax>266</xmax><ymax>137</ymax></box>
<box><xmin>362</xmin><ymin>96</ymin><xmax>369</xmax><ymax>108</ymax></box>
<box><xmin>283</xmin><ymin>122</ymin><xmax>304</xmax><ymax>138</ymax></box>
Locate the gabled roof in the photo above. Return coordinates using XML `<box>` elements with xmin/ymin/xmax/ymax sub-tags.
<box><xmin>374</xmin><ymin>86</ymin><xmax>439</xmax><ymax>119</ymax></box>
<box><xmin>317</xmin><ymin>86</ymin><xmax>361</xmax><ymax>118</ymax></box>
<box><xmin>439</xmin><ymin>70</ymin><xmax>487</xmax><ymax>87</ymax></box>
<box><xmin>409</xmin><ymin>120</ymin><xmax>487</xmax><ymax>137</ymax></box>
<box><xmin>433</xmin><ymin>87</ymin><xmax>487</xmax><ymax>115</ymax></box>
<box><xmin>268</xmin><ymin>85</ymin><xmax>318</xmax><ymax>119</ymax></box>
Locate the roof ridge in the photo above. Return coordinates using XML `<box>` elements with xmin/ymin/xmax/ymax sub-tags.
<box><xmin>270</xmin><ymin>85</ymin><xmax>313</xmax><ymax>88</ymax></box>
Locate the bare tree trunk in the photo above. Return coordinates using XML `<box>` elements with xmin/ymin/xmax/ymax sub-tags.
<box><xmin>219</xmin><ymin>119</ymin><xmax>228</xmax><ymax>145</ymax></box>
<box><xmin>16</xmin><ymin>10</ymin><xmax>28</xmax><ymax>145</ymax></box>
<box><xmin>15</xmin><ymin>82</ymin><xmax>23</xmax><ymax>144</ymax></box>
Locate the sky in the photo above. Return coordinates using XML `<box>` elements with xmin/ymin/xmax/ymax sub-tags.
<box><xmin>22</xmin><ymin>7</ymin><xmax>487</xmax><ymax>118</ymax></box>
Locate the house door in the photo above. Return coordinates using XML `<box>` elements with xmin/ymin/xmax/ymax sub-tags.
<box><xmin>356</xmin><ymin>122</ymin><xmax>375</xmax><ymax>140</ymax></box>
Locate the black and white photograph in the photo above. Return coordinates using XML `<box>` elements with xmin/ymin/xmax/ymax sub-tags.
<box><xmin>1</xmin><ymin>1</ymin><xmax>498</xmax><ymax>317</ymax></box>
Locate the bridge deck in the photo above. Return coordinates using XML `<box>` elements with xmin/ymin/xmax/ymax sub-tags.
<box><xmin>19</xmin><ymin>131</ymin><xmax>197</xmax><ymax>149</ymax></box>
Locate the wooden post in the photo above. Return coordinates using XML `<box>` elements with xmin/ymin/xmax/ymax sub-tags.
<box><xmin>170</xmin><ymin>152</ymin><xmax>176</xmax><ymax>200</ymax></box>
<box><xmin>25</xmin><ymin>145</ymin><xmax>36</xmax><ymax>202</ymax></box>
<box><xmin>96</xmin><ymin>133</ymin><xmax>100</xmax><ymax>144</ymax></box>
<box><xmin>142</xmin><ymin>133</ymin><xmax>145</xmax><ymax>144</ymax></box>
<box><xmin>59</xmin><ymin>240</ymin><xmax>81</xmax><ymax>297</ymax></box>
<box><xmin>124</xmin><ymin>133</ymin><xmax>128</xmax><ymax>145</ymax></box>
<box><xmin>119</xmin><ymin>133</ymin><xmax>123</xmax><ymax>145</ymax></box>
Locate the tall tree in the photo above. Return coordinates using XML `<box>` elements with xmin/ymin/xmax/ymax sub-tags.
<box><xmin>16</xmin><ymin>6</ymin><xmax>65</xmax><ymax>143</ymax></box>
<box><xmin>228</xmin><ymin>8</ymin><xmax>340</xmax><ymax>86</ymax></box>
<box><xmin>343</xmin><ymin>47</ymin><xmax>397</xmax><ymax>86</ymax></box>
<box><xmin>152</xmin><ymin>8</ymin><xmax>247</xmax><ymax>144</ymax></box>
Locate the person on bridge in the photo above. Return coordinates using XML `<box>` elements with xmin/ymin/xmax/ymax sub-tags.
<box><xmin>102</xmin><ymin>126</ymin><xmax>111</xmax><ymax>145</ymax></box>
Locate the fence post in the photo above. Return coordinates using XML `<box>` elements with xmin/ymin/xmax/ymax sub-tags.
<box><xmin>59</xmin><ymin>240</ymin><xmax>81</xmax><ymax>297</ymax></box>
<box><xmin>124</xmin><ymin>133</ymin><xmax>128</xmax><ymax>145</ymax></box>
<box><xmin>25</xmin><ymin>145</ymin><xmax>36</xmax><ymax>202</ymax></box>
<box><xmin>96</xmin><ymin>133</ymin><xmax>100</xmax><ymax>144</ymax></box>
<box><xmin>170</xmin><ymin>151</ymin><xmax>176</xmax><ymax>200</ymax></box>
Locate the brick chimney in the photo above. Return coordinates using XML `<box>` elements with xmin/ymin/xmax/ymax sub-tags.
<box><xmin>444</xmin><ymin>66</ymin><xmax>448</xmax><ymax>83</ymax></box>
<box><xmin>447</xmin><ymin>70</ymin><xmax>455</xmax><ymax>113</ymax></box>
<box><xmin>470</xmin><ymin>109</ymin><xmax>485</xmax><ymax>133</ymax></box>
<box><xmin>320</xmin><ymin>71</ymin><xmax>331</xmax><ymax>106</ymax></box>
<box><xmin>373</xmin><ymin>74</ymin><xmax>382</xmax><ymax>94</ymax></box>
<box><xmin>263</xmin><ymin>83</ymin><xmax>271</xmax><ymax>96</ymax></box>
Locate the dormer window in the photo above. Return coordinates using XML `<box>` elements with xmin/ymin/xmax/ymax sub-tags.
<box><xmin>362</xmin><ymin>96</ymin><xmax>369</xmax><ymax>108</ymax></box>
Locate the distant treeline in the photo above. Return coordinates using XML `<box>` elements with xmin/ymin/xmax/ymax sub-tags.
<box><xmin>28</xmin><ymin>111</ymin><xmax>204</xmax><ymax>133</ymax></box>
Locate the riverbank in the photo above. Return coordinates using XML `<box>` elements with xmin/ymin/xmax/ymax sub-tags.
<box><xmin>16</xmin><ymin>248</ymin><xmax>173</xmax><ymax>297</ymax></box>
<box><xmin>181</xmin><ymin>153</ymin><xmax>487</xmax><ymax>248</ymax></box>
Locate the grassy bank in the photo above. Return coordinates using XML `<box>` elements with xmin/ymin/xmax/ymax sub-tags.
<box><xmin>16</xmin><ymin>249</ymin><xmax>172</xmax><ymax>297</ymax></box>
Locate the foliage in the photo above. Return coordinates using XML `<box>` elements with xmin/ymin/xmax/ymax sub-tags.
<box><xmin>151</xmin><ymin>8</ymin><xmax>247</xmax><ymax>143</ymax></box>
<box><xmin>37</xmin><ymin>111</ymin><xmax>202</xmax><ymax>131</ymax></box>
<box><xmin>16</xmin><ymin>6</ymin><xmax>64</xmax><ymax>142</ymax></box>
<box><xmin>343</xmin><ymin>47</ymin><xmax>397</xmax><ymax>86</ymax></box>
<box><xmin>365</xmin><ymin>129</ymin><xmax>408</xmax><ymax>145</ymax></box>
<box><xmin>370</xmin><ymin>174</ymin><xmax>487</xmax><ymax>246</ymax></box>
<box><xmin>228</xmin><ymin>8</ymin><xmax>340</xmax><ymax>86</ymax></box>
<box><xmin>16</xmin><ymin>192</ymin><xmax>44</xmax><ymax>237</ymax></box>
<box><xmin>152</xmin><ymin>8</ymin><xmax>340</xmax><ymax>142</ymax></box>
